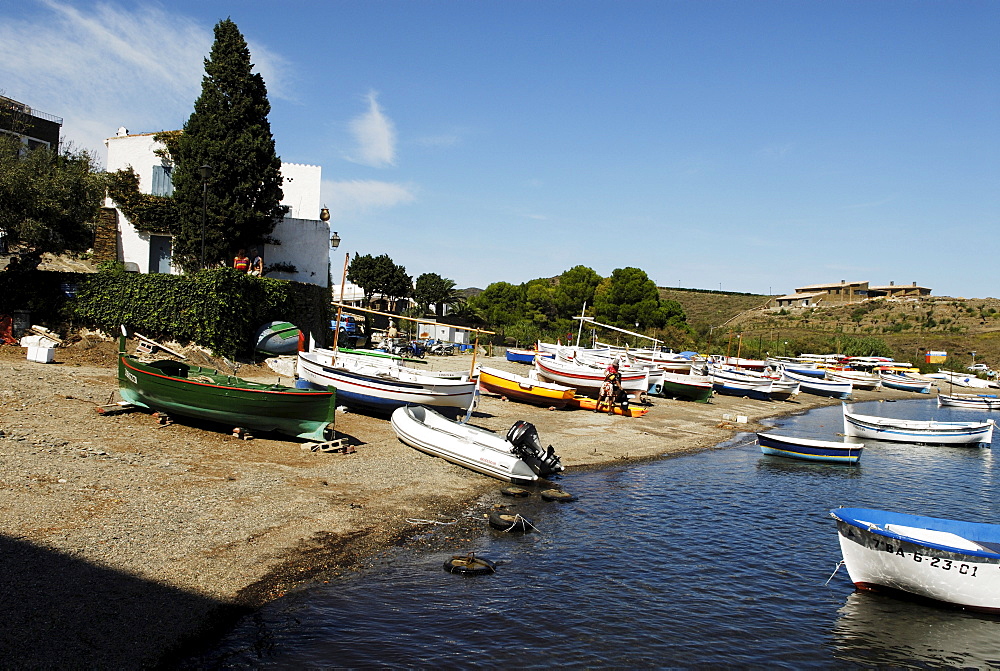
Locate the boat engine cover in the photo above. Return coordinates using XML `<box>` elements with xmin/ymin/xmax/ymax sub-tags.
<box><xmin>506</xmin><ymin>420</ymin><xmax>563</xmax><ymax>475</ymax></box>
<box><xmin>507</xmin><ymin>420</ymin><xmax>542</xmax><ymax>455</ymax></box>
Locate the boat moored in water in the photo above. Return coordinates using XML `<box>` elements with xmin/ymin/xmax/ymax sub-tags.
<box><xmin>831</xmin><ymin>507</ymin><xmax>1000</xmax><ymax>613</ymax></box>
<box><xmin>842</xmin><ymin>406</ymin><xmax>995</xmax><ymax>445</ymax></box>
<box><xmin>937</xmin><ymin>393</ymin><xmax>1000</xmax><ymax>410</ymax></box>
<box><xmin>757</xmin><ymin>432</ymin><xmax>863</xmax><ymax>464</ymax></box>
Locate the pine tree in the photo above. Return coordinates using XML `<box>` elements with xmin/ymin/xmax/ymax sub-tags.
<box><xmin>171</xmin><ymin>19</ymin><xmax>285</xmax><ymax>272</ymax></box>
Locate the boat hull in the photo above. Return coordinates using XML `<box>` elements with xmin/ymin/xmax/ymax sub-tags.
<box><xmin>757</xmin><ymin>433</ymin><xmax>862</xmax><ymax>464</ymax></box>
<box><xmin>842</xmin><ymin>408</ymin><xmax>995</xmax><ymax>445</ymax></box>
<box><xmin>658</xmin><ymin>373</ymin><xmax>713</xmax><ymax>403</ymax></box>
<box><xmin>118</xmin><ymin>353</ymin><xmax>335</xmax><ymax>441</ymax></box>
<box><xmin>534</xmin><ymin>357</ymin><xmax>648</xmax><ymax>393</ymax></box>
<box><xmin>390</xmin><ymin>406</ymin><xmax>557</xmax><ymax>484</ymax></box>
<box><xmin>477</xmin><ymin>367</ymin><xmax>575</xmax><ymax>408</ymax></box>
<box><xmin>566</xmin><ymin>395</ymin><xmax>649</xmax><ymax>416</ymax></box>
<box><xmin>253</xmin><ymin>321</ymin><xmax>301</xmax><ymax>355</ymax></box>
<box><xmin>505</xmin><ymin>348</ymin><xmax>549</xmax><ymax>364</ymax></box>
<box><xmin>711</xmin><ymin>381</ymin><xmax>771</xmax><ymax>401</ymax></box>
<box><xmin>832</xmin><ymin>507</ymin><xmax>1000</xmax><ymax>613</ymax></box>
<box><xmin>938</xmin><ymin>394</ymin><xmax>1000</xmax><ymax>410</ymax></box>
<box><xmin>782</xmin><ymin>370</ymin><xmax>852</xmax><ymax>399</ymax></box>
<box><xmin>298</xmin><ymin>351</ymin><xmax>475</xmax><ymax>414</ymax></box>
<box><xmin>879</xmin><ymin>373</ymin><xmax>932</xmax><ymax>393</ymax></box>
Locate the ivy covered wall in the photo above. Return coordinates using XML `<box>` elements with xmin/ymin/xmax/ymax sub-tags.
<box><xmin>0</xmin><ymin>266</ymin><xmax>329</xmax><ymax>357</ymax></box>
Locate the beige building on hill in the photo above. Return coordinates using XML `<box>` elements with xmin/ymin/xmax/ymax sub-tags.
<box><xmin>773</xmin><ymin>280</ymin><xmax>931</xmax><ymax>309</ymax></box>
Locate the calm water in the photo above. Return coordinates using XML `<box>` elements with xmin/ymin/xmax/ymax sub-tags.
<box><xmin>191</xmin><ymin>399</ymin><xmax>1000</xmax><ymax>668</ymax></box>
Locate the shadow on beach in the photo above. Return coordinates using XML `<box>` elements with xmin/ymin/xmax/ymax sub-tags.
<box><xmin>0</xmin><ymin>534</ymin><xmax>239</xmax><ymax>668</ymax></box>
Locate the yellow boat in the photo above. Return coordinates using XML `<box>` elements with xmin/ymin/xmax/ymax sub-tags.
<box><xmin>567</xmin><ymin>396</ymin><xmax>649</xmax><ymax>417</ymax></box>
<box><xmin>477</xmin><ymin>366</ymin><xmax>576</xmax><ymax>409</ymax></box>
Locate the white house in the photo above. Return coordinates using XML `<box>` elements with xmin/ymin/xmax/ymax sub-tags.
<box><xmin>103</xmin><ymin>129</ymin><xmax>332</xmax><ymax>287</ymax></box>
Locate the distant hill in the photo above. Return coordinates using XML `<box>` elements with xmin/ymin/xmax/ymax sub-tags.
<box><xmin>657</xmin><ymin>287</ymin><xmax>770</xmax><ymax>332</ymax></box>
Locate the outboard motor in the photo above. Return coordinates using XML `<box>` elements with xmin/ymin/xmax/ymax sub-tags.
<box><xmin>506</xmin><ymin>420</ymin><xmax>564</xmax><ymax>476</ymax></box>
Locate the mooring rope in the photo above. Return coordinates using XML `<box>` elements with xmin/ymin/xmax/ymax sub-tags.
<box><xmin>405</xmin><ymin>517</ymin><xmax>458</xmax><ymax>525</ymax></box>
<box><xmin>824</xmin><ymin>560</ymin><xmax>845</xmax><ymax>586</ymax></box>
<box><xmin>502</xmin><ymin>513</ymin><xmax>539</xmax><ymax>533</ymax></box>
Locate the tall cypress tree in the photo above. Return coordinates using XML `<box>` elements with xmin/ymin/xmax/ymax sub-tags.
<box><xmin>172</xmin><ymin>19</ymin><xmax>285</xmax><ymax>272</ymax></box>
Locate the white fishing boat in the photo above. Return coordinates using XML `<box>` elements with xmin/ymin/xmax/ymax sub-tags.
<box><xmin>534</xmin><ymin>355</ymin><xmax>649</xmax><ymax>394</ymax></box>
<box><xmin>878</xmin><ymin>372</ymin><xmax>933</xmax><ymax>394</ymax></box>
<box><xmin>757</xmin><ymin>433</ymin><xmax>863</xmax><ymax>464</ymax></box>
<box><xmin>297</xmin><ymin>349</ymin><xmax>476</xmax><ymax>414</ymax></box>
<box><xmin>831</xmin><ymin>507</ymin><xmax>1000</xmax><ymax>613</ymax></box>
<box><xmin>768</xmin><ymin>377</ymin><xmax>801</xmax><ymax>401</ymax></box>
<box><xmin>782</xmin><ymin>369</ymin><xmax>853</xmax><ymax>399</ymax></box>
<box><xmin>935</xmin><ymin>370</ymin><xmax>997</xmax><ymax>390</ymax></box>
<box><xmin>842</xmin><ymin>406</ymin><xmax>995</xmax><ymax>445</ymax></box>
<box><xmin>824</xmin><ymin>369</ymin><xmax>882</xmax><ymax>391</ymax></box>
<box><xmin>937</xmin><ymin>393</ymin><xmax>1000</xmax><ymax>410</ymax></box>
<box><xmin>708</xmin><ymin>367</ymin><xmax>773</xmax><ymax>401</ymax></box>
<box><xmin>390</xmin><ymin>405</ymin><xmax>563</xmax><ymax>484</ymax></box>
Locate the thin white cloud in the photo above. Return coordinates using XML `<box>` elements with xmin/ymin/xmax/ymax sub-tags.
<box><xmin>345</xmin><ymin>91</ymin><xmax>397</xmax><ymax>168</ymax></box>
<box><xmin>0</xmin><ymin>1</ymin><xmax>292</xmax><ymax>157</ymax></box>
<box><xmin>323</xmin><ymin>179</ymin><xmax>416</xmax><ymax>216</ymax></box>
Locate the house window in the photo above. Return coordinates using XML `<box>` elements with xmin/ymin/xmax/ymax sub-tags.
<box><xmin>151</xmin><ymin>165</ymin><xmax>174</xmax><ymax>196</ymax></box>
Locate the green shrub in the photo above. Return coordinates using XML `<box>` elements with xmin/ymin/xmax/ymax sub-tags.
<box><xmin>71</xmin><ymin>266</ymin><xmax>329</xmax><ymax>357</ymax></box>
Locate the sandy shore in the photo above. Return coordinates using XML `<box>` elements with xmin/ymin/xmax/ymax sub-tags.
<box><xmin>0</xmin><ymin>342</ymin><xmax>915</xmax><ymax>667</ymax></box>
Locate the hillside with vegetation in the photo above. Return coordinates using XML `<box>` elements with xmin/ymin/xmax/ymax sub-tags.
<box><xmin>714</xmin><ymin>295</ymin><xmax>1000</xmax><ymax>372</ymax></box>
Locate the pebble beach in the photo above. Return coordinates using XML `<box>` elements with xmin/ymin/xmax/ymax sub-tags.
<box><xmin>0</xmin><ymin>340</ymin><xmax>913</xmax><ymax>667</ymax></box>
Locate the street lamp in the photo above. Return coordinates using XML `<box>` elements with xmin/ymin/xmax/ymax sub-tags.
<box><xmin>199</xmin><ymin>164</ymin><xmax>213</xmax><ymax>268</ymax></box>
<box><xmin>320</xmin><ymin>207</ymin><xmax>339</xmax><ymax>249</ymax></box>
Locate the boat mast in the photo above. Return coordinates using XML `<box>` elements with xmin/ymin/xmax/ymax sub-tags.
<box><xmin>575</xmin><ymin>301</ymin><xmax>587</xmax><ymax>347</ymax></box>
<box><xmin>330</xmin><ymin>253</ymin><xmax>350</xmax><ymax>359</ymax></box>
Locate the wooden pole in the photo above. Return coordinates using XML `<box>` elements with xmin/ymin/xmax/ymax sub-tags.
<box><xmin>331</xmin><ymin>253</ymin><xmax>349</xmax><ymax>355</ymax></box>
<box><xmin>469</xmin><ymin>330</ymin><xmax>480</xmax><ymax>379</ymax></box>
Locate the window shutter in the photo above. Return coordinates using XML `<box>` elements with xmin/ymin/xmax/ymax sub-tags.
<box><xmin>151</xmin><ymin>165</ymin><xmax>174</xmax><ymax>196</ymax></box>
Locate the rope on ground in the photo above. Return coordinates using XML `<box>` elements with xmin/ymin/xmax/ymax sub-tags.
<box><xmin>405</xmin><ymin>517</ymin><xmax>458</xmax><ymax>525</ymax></box>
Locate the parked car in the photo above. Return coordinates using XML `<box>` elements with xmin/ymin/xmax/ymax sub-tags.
<box><xmin>967</xmin><ymin>363</ymin><xmax>990</xmax><ymax>372</ymax></box>
<box><xmin>332</xmin><ymin>315</ymin><xmax>365</xmax><ymax>347</ymax></box>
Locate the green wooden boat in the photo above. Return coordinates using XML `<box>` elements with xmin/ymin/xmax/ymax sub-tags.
<box><xmin>658</xmin><ymin>372</ymin><xmax>714</xmax><ymax>403</ymax></box>
<box><xmin>118</xmin><ymin>335</ymin><xmax>336</xmax><ymax>441</ymax></box>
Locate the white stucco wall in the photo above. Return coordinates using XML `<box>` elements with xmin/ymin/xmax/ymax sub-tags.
<box><xmin>102</xmin><ymin>131</ymin><xmax>329</xmax><ymax>286</ymax></box>
<box><xmin>280</xmin><ymin>163</ymin><xmax>321</xmax><ymax>219</ymax></box>
<box><xmin>105</xmin><ymin>131</ymin><xmax>164</xmax><ymax>192</ymax></box>
<box><xmin>263</xmin><ymin>217</ymin><xmax>330</xmax><ymax>288</ymax></box>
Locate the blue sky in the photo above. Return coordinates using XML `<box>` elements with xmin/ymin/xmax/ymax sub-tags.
<box><xmin>3</xmin><ymin>0</ymin><xmax>998</xmax><ymax>297</ymax></box>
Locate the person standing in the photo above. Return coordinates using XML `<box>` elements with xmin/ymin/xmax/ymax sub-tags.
<box><xmin>233</xmin><ymin>249</ymin><xmax>250</xmax><ymax>272</ymax></box>
<box><xmin>249</xmin><ymin>250</ymin><xmax>263</xmax><ymax>276</ymax></box>
<box><xmin>596</xmin><ymin>360</ymin><xmax>622</xmax><ymax>413</ymax></box>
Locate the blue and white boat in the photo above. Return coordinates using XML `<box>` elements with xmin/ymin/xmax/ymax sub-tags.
<box><xmin>842</xmin><ymin>406</ymin><xmax>995</xmax><ymax>446</ymax></box>
<box><xmin>878</xmin><ymin>372</ymin><xmax>932</xmax><ymax>394</ymax></box>
<box><xmin>297</xmin><ymin>349</ymin><xmax>476</xmax><ymax>414</ymax></box>
<box><xmin>505</xmin><ymin>347</ymin><xmax>550</xmax><ymax>364</ymax></box>
<box><xmin>757</xmin><ymin>433</ymin><xmax>863</xmax><ymax>464</ymax></box>
<box><xmin>831</xmin><ymin>507</ymin><xmax>1000</xmax><ymax>613</ymax></box>
<box><xmin>937</xmin><ymin>393</ymin><xmax>1000</xmax><ymax>410</ymax></box>
<box><xmin>781</xmin><ymin>369</ymin><xmax>853</xmax><ymax>399</ymax></box>
<box><xmin>708</xmin><ymin>367</ymin><xmax>772</xmax><ymax>401</ymax></box>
